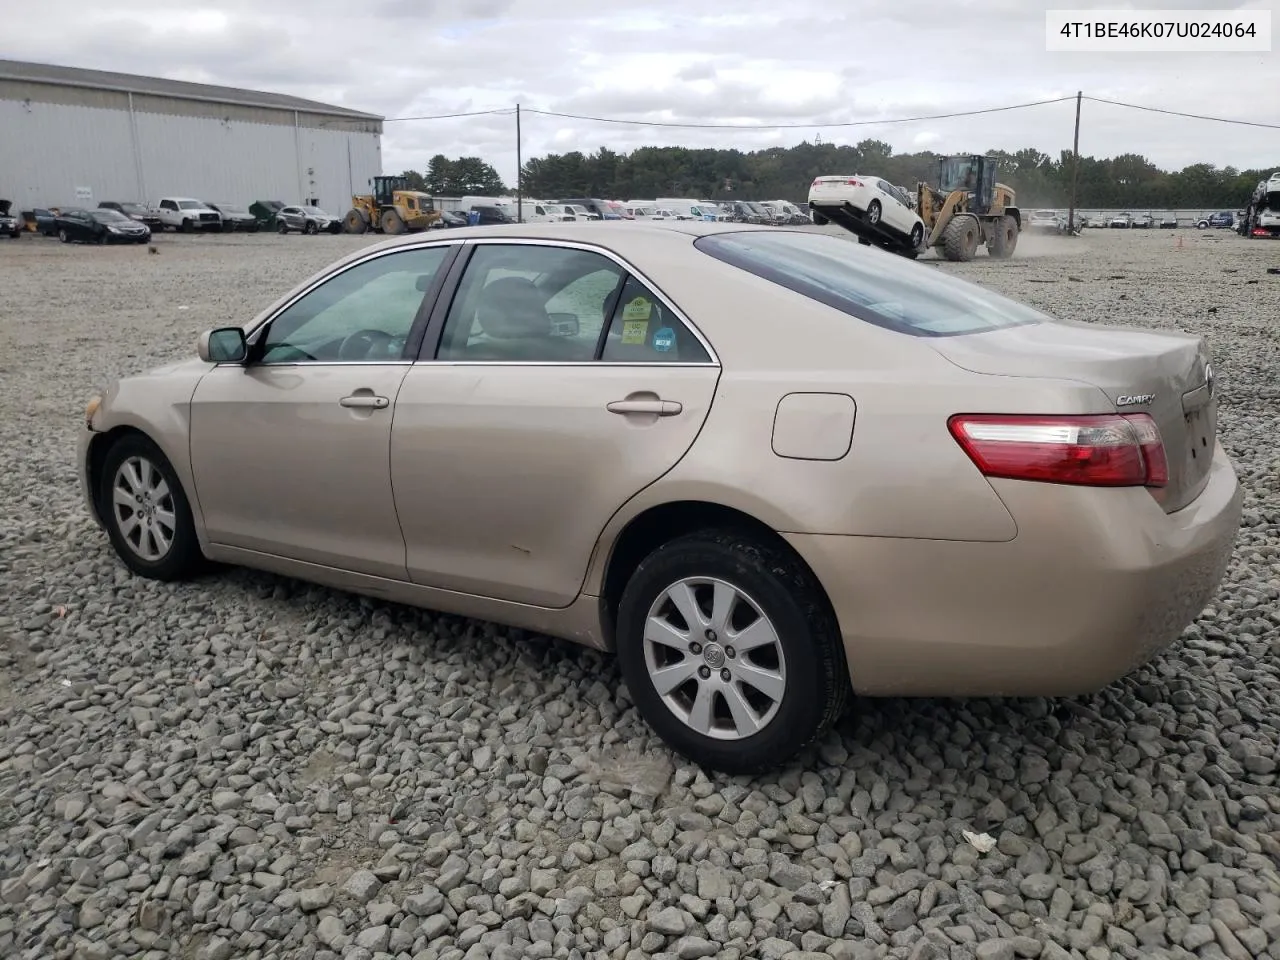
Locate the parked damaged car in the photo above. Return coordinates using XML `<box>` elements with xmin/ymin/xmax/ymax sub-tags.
<box><xmin>249</xmin><ymin>200</ymin><xmax>286</xmax><ymax>229</ymax></box>
<box><xmin>0</xmin><ymin>200</ymin><xmax>20</xmax><ymax>238</ymax></box>
<box><xmin>55</xmin><ymin>207</ymin><xmax>151</xmax><ymax>244</ymax></box>
<box><xmin>276</xmin><ymin>205</ymin><xmax>343</xmax><ymax>234</ymax></box>
<box><xmin>99</xmin><ymin>201</ymin><xmax>163</xmax><ymax>230</ymax></box>
<box><xmin>206</xmin><ymin>202</ymin><xmax>260</xmax><ymax>232</ymax></box>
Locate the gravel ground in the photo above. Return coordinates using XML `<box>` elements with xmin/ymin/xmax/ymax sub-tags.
<box><xmin>2</xmin><ymin>226</ymin><xmax>1279</xmax><ymax>960</ymax></box>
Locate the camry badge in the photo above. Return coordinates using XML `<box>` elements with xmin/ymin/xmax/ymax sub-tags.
<box><xmin>1116</xmin><ymin>394</ymin><xmax>1155</xmax><ymax>407</ymax></box>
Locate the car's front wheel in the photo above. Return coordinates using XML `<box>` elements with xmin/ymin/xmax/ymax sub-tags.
<box><xmin>865</xmin><ymin>199</ymin><xmax>882</xmax><ymax>225</ymax></box>
<box><xmin>58</xmin><ymin>228</ymin><xmax>69</xmax><ymax>243</ymax></box>
<box><xmin>615</xmin><ymin>530</ymin><xmax>850</xmax><ymax>774</ymax></box>
<box><xmin>98</xmin><ymin>433</ymin><xmax>203</xmax><ymax>581</ymax></box>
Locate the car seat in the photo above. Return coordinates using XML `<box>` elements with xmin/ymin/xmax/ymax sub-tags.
<box><xmin>465</xmin><ymin>276</ymin><xmax>588</xmax><ymax>361</ymax></box>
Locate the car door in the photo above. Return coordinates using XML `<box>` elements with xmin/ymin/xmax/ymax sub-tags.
<box><xmin>188</xmin><ymin>242</ymin><xmax>460</xmax><ymax>580</ymax></box>
<box><xmin>390</xmin><ymin>239</ymin><xmax>722</xmax><ymax>607</ymax></box>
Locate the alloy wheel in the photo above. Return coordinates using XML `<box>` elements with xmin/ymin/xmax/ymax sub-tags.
<box><xmin>111</xmin><ymin>456</ymin><xmax>177</xmax><ymax>562</ymax></box>
<box><xmin>642</xmin><ymin>577</ymin><xmax>787</xmax><ymax>740</ymax></box>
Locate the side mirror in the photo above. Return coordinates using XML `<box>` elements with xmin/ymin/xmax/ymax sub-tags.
<box><xmin>198</xmin><ymin>327</ymin><xmax>248</xmax><ymax>363</ymax></box>
<box><xmin>548</xmin><ymin>313</ymin><xmax>580</xmax><ymax>337</ymax></box>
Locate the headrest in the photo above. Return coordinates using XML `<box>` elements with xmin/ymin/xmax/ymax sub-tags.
<box><xmin>475</xmin><ymin>276</ymin><xmax>550</xmax><ymax>339</ymax></box>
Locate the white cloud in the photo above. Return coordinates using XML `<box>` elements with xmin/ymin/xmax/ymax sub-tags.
<box><xmin>2</xmin><ymin>0</ymin><xmax>1278</xmax><ymax>186</ymax></box>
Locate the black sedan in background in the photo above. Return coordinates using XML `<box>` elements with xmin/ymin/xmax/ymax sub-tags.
<box><xmin>55</xmin><ymin>208</ymin><xmax>151</xmax><ymax>244</ymax></box>
<box><xmin>99</xmin><ymin>201</ymin><xmax>163</xmax><ymax>230</ymax></box>
<box><xmin>206</xmin><ymin>202</ymin><xmax>260</xmax><ymax>232</ymax></box>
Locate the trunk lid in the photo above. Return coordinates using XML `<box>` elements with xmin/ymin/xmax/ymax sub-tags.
<box><xmin>929</xmin><ymin>320</ymin><xmax>1216</xmax><ymax>513</ymax></box>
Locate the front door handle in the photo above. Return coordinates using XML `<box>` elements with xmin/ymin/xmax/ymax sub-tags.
<box><xmin>340</xmin><ymin>394</ymin><xmax>389</xmax><ymax>409</ymax></box>
<box><xmin>607</xmin><ymin>399</ymin><xmax>682</xmax><ymax>416</ymax></box>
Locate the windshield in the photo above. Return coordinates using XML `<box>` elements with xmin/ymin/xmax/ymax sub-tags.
<box><xmin>119</xmin><ymin>203</ymin><xmax>145</xmax><ymax>214</ymax></box>
<box><xmin>92</xmin><ymin>210</ymin><xmax>131</xmax><ymax>223</ymax></box>
<box><xmin>218</xmin><ymin>204</ymin><xmax>247</xmax><ymax>214</ymax></box>
<box><xmin>302</xmin><ymin>206</ymin><xmax>330</xmax><ymax>216</ymax></box>
<box><xmin>695</xmin><ymin>230</ymin><xmax>1047</xmax><ymax>338</ymax></box>
<box><xmin>178</xmin><ymin>201</ymin><xmax>204</xmax><ymax>210</ymax></box>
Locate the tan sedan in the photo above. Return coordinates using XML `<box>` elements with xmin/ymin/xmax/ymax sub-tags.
<box><xmin>79</xmin><ymin>222</ymin><xmax>1242</xmax><ymax>773</ymax></box>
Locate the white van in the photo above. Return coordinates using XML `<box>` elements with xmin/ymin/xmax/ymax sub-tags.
<box><xmin>460</xmin><ymin>195</ymin><xmax>514</xmax><ymax>214</ymax></box>
<box><xmin>626</xmin><ymin>201</ymin><xmax>662</xmax><ymax>219</ymax></box>
<box><xmin>656</xmin><ymin>198</ymin><xmax>704</xmax><ymax>220</ymax></box>
<box><xmin>516</xmin><ymin>200</ymin><xmax>574</xmax><ymax>222</ymax></box>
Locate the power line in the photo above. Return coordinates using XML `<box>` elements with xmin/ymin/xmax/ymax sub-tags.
<box><xmin>385</xmin><ymin>107</ymin><xmax>514</xmax><ymax>123</ymax></box>
<box><xmin>1082</xmin><ymin>95</ymin><xmax>1280</xmax><ymax>131</ymax></box>
<box><xmin>520</xmin><ymin>96</ymin><xmax>1076</xmax><ymax>129</ymax></box>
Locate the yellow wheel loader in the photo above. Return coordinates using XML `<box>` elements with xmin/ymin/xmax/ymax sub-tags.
<box><xmin>343</xmin><ymin>176</ymin><xmax>441</xmax><ymax>235</ymax></box>
<box><xmin>916</xmin><ymin>155</ymin><xmax>1021</xmax><ymax>262</ymax></box>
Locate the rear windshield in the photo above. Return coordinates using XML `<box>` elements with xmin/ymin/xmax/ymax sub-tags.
<box><xmin>694</xmin><ymin>230</ymin><xmax>1048</xmax><ymax>337</ymax></box>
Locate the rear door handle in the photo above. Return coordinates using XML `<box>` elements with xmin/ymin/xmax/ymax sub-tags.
<box><xmin>607</xmin><ymin>399</ymin><xmax>682</xmax><ymax>416</ymax></box>
<box><xmin>340</xmin><ymin>394</ymin><xmax>389</xmax><ymax>409</ymax></box>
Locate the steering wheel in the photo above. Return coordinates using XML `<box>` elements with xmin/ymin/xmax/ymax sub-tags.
<box><xmin>338</xmin><ymin>328</ymin><xmax>399</xmax><ymax>361</ymax></box>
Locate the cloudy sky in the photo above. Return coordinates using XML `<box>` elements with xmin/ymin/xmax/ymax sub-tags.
<box><xmin>4</xmin><ymin>0</ymin><xmax>1279</xmax><ymax>182</ymax></box>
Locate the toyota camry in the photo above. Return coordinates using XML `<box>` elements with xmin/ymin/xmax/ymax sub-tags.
<box><xmin>77</xmin><ymin>221</ymin><xmax>1242</xmax><ymax>774</ymax></box>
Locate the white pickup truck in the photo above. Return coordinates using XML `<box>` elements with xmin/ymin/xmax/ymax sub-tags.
<box><xmin>155</xmin><ymin>197</ymin><xmax>223</xmax><ymax>232</ymax></box>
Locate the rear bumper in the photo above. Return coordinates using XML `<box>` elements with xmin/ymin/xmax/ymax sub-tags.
<box><xmin>786</xmin><ymin>443</ymin><xmax>1242</xmax><ymax>698</ymax></box>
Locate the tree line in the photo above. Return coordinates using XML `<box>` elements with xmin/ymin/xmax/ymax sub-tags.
<box><xmin>402</xmin><ymin>141</ymin><xmax>1278</xmax><ymax>210</ymax></box>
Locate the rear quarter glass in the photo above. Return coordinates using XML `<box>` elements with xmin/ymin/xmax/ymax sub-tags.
<box><xmin>693</xmin><ymin>231</ymin><xmax>1048</xmax><ymax>338</ymax></box>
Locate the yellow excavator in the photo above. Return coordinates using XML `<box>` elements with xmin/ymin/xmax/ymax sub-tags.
<box><xmin>916</xmin><ymin>155</ymin><xmax>1021</xmax><ymax>261</ymax></box>
<box><xmin>343</xmin><ymin>175</ymin><xmax>441</xmax><ymax>235</ymax></box>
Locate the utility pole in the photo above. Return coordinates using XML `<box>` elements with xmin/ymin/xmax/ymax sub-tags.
<box><xmin>515</xmin><ymin>103</ymin><xmax>523</xmax><ymax>223</ymax></box>
<box><xmin>1068</xmin><ymin>91</ymin><xmax>1082</xmax><ymax>233</ymax></box>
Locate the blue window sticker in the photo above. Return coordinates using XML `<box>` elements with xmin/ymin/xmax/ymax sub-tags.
<box><xmin>652</xmin><ymin>327</ymin><xmax>675</xmax><ymax>352</ymax></box>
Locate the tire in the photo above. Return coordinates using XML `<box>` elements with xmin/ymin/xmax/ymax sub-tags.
<box><xmin>381</xmin><ymin>209</ymin><xmax>406</xmax><ymax>234</ymax></box>
<box><xmin>343</xmin><ymin>209</ymin><xmax>369</xmax><ymax>234</ymax></box>
<box><xmin>942</xmin><ymin>215</ymin><xmax>981</xmax><ymax>261</ymax></box>
<box><xmin>98</xmin><ymin>433</ymin><xmax>203</xmax><ymax>582</ymax></box>
<box><xmin>987</xmin><ymin>214</ymin><xmax>1018</xmax><ymax>259</ymax></box>
<box><xmin>181</xmin><ymin>219</ymin><xmax>192</xmax><ymax>233</ymax></box>
<box><xmin>865</xmin><ymin>199</ymin><xmax>882</xmax><ymax>226</ymax></box>
<box><xmin>58</xmin><ymin>228</ymin><xmax>69</xmax><ymax>243</ymax></box>
<box><xmin>908</xmin><ymin>222</ymin><xmax>925</xmax><ymax>253</ymax></box>
<box><xmin>615</xmin><ymin>529</ymin><xmax>850</xmax><ymax>775</ymax></box>
<box><xmin>305</xmin><ymin>221</ymin><xmax>318</xmax><ymax>235</ymax></box>
<box><xmin>1197</xmin><ymin>221</ymin><xmax>1209</xmax><ymax>229</ymax></box>
<box><xmin>278</xmin><ymin>220</ymin><xmax>289</xmax><ymax>234</ymax></box>
<box><xmin>810</xmin><ymin>210</ymin><xmax>828</xmax><ymax>226</ymax></box>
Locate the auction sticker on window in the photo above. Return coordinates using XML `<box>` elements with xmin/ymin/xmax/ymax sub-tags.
<box><xmin>622</xmin><ymin>296</ymin><xmax>652</xmax><ymax>322</ymax></box>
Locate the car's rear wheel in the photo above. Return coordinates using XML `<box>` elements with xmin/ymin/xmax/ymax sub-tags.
<box><xmin>865</xmin><ymin>199</ymin><xmax>882</xmax><ymax>225</ymax></box>
<box><xmin>615</xmin><ymin>530</ymin><xmax>850</xmax><ymax>774</ymax></box>
<box><xmin>58</xmin><ymin>228</ymin><xmax>69</xmax><ymax>243</ymax></box>
<box><xmin>810</xmin><ymin>210</ymin><xmax>828</xmax><ymax>226</ymax></box>
<box><xmin>99</xmin><ymin>434</ymin><xmax>203</xmax><ymax>582</ymax></box>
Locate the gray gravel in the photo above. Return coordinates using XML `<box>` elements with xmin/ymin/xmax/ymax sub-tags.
<box><xmin>2</xmin><ymin>227</ymin><xmax>1279</xmax><ymax>960</ymax></box>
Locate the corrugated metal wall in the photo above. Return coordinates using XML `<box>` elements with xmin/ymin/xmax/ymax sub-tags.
<box><xmin>0</xmin><ymin>98</ymin><xmax>382</xmax><ymax>212</ymax></box>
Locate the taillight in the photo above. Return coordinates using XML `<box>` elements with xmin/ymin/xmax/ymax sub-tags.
<box><xmin>846</xmin><ymin>179</ymin><xmax>862</xmax><ymax>186</ymax></box>
<box><xmin>948</xmin><ymin>413</ymin><xmax>1167</xmax><ymax>488</ymax></box>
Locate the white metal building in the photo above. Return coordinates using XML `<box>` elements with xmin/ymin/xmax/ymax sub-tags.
<box><xmin>0</xmin><ymin>59</ymin><xmax>384</xmax><ymax>212</ymax></box>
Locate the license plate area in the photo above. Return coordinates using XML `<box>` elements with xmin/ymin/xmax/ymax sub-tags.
<box><xmin>1183</xmin><ymin>402</ymin><xmax>1214</xmax><ymax>471</ymax></box>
